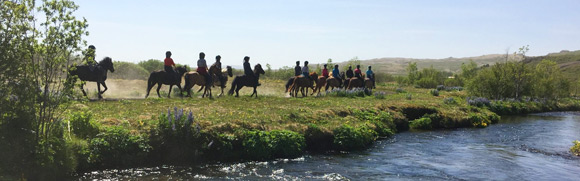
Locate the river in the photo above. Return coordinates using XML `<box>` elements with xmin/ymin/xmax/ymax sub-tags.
<box><xmin>80</xmin><ymin>112</ymin><xmax>580</xmax><ymax>180</ymax></box>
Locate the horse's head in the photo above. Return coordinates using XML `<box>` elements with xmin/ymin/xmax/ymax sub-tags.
<box><xmin>176</xmin><ymin>66</ymin><xmax>188</xmax><ymax>75</ymax></box>
<box><xmin>226</xmin><ymin>66</ymin><xmax>233</xmax><ymax>77</ymax></box>
<box><xmin>310</xmin><ymin>72</ymin><xmax>319</xmax><ymax>81</ymax></box>
<box><xmin>100</xmin><ymin>57</ymin><xmax>115</xmax><ymax>72</ymax></box>
<box><xmin>254</xmin><ymin>64</ymin><xmax>265</xmax><ymax>75</ymax></box>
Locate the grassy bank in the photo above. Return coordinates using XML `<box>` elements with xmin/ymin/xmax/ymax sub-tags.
<box><xmin>63</xmin><ymin>79</ymin><xmax>580</xmax><ymax>172</ymax></box>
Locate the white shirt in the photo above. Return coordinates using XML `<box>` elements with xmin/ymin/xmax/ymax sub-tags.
<box><xmin>197</xmin><ymin>59</ymin><xmax>207</xmax><ymax>68</ymax></box>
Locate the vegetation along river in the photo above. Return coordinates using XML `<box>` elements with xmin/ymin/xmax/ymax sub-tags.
<box><xmin>80</xmin><ymin>112</ymin><xmax>580</xmax><ymax>180</ymax></box>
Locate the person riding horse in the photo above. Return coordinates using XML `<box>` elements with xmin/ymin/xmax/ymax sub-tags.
<box><xmin>243</xmin><ymin>56</ymin><xmax>260</xmax><ymax>86</ymax></box>
<box><xmin>354</xmin><ymin>65</ymin><xmax>362</xmax><ymax>79</ymax></box>
<box><xmin>346</xmin><ymin>65</ymin><xmax>354</xmax><ymax>79</ymax></box>
<box><xmin>322</xmin><ymin>64</ymin><xmax>329</xmax><ymax>78</ymax></box>
<box><xmin>302</xmin><ymin>61</ymin><xmax>310</xmax><ymax>80</ymax></box>
<box><xmin>197</xmin><ymin>52</ymin><xmax>211</xmax><ymax>86</ymax></box>
<box><xmin>294</xmin><ymin>61</ymin><xmax>302</xmax><ymax>76</ymax></box>
<box><xmin>164</xmin><ymin>51</ymin><xmax>178</xmax><ymax>80</ymax></box>
<box><xmin>84</xmin><ymin>45</ymin><xmax>97</xmax><ymax>71</ymax></box>
<box><xmin>366</xmin><ymin>65</ymin><xmax>375</xmax><ymax>88</ymax></box>
<box><xmin>212</xmin><ymin>55</ymin><xmax>225</xmax><ymax>86</ymax></box>
<box><xmin>332</xmin><ymin>64</ymin><xmax>342</xmax><ymax>87</ymax></box>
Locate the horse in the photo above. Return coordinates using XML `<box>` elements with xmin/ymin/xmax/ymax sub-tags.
<box><xmin>228</xmin><ymin>64</ymin><xmax>265</xmax><ymax>97</ymax></box>
<box><xmin>311</xmin><ymin>75</ymin><xmax>327</xmax><ymax>96</ymax></box>
<box><xmin>183</xmin><ymin>65</ymin><xmax>220</xmax><ymax>98</ymax></box>
<box><xmin>325</xmin><ymin>76</ymin><xmax>341</xmax><ymax>91</ymax></box>
<box><xmin>68</xmin><ymin>57</ymin><xmax>115</xmax><ymax>99</ymax></box>
<box><xmin>364</xmin><ymin>78</ymin><xmax>374</xmax><ymax>89</ymax></box>
<box><xmin>194</xmin><ymin>65</ymin><xmax>233</xmax><ymax>97</ymax></box>
<box><xmin>145</xmin><ymin>66</ymin><xmax>188</xmax><ymax>98</ymax></box>
<box><xmin>288</xmin><ymin>72</ymin><xmax>318</xmax><ymax>97</ymax></box>
<box><xmin>347</xmin><ymin>77</ymin><xmax>364</xmax><ymax>89</ymax></box>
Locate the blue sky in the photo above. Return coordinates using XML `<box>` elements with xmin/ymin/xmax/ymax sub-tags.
<box><xmin>74</xmin><ymin>0</ymin><xmax>580</xmax><ymax>68</ymax></box>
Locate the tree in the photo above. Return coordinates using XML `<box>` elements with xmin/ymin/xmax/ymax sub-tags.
<box><xmin>138</xmin><ymin>59</ymin><xmax>164</xmax><ymax>73</ymax></box>
<box><xmin>406</xmin><ymin>62</ymin><xmax>418</xmax><ymax>84</ymax></box>
<box><xmin>533</xmin><ymin>59</ymin><xmax>569</xmax><ymax>99</ymax></box>
<box><xmin>0</xmin><ymin>0</ymin><xmax>88</xmax><ymax>178</ymax></box>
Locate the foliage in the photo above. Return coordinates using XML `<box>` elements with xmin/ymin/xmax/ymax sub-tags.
<box><xmin>89</xmin><ymin>126</ymin><xmax>151</xmax><ymax>169</ymax></box>
<box><xmin>396</xmin><ymin>88</ymin><xmax>406</xmax><ymax>93</ymax></box>
<box><xmin>304</xmin><ymin>124</ymin><xmax>333</xmax><ymax>151</ymax></box>
<box><xmin>468</xmin><ymin>113</ymin><xmax>491</xmax><ymax>128</ymax></box>
<box><xmin>467</xmin><ymin>97</ymin><xmax>491</xmax><ymax>107</ymax></box>
<box><xmin>436</xmin><ymin>85</ymin><xmax>446</xmax><ymax>91</ymax></box>
<box><xmin>443</xmin><ymin>97</ymin><xmax>457</xmax><ymax>104</ymax></box>
<box><xmin>410</xmin><ymin>117</ymin><xmax>432</xmax><ymax>130</ymax></box>
<box><xmin>68</xmin><ymin>111</ymin><xmax>100</xmax><ymax>139</ymax></box>
<box><xmin>138</xmin><ymin>59</ymin><xmax>164</xmax><ymax>73</ymax></box>
<box><xmin>374</xmin><ymin>91</ymin><xmax>386</xmax><ymax>99</ymax></box>
<box><xmin>532</xmin><ymin>59</ymin><xmax>570</xmax><ymax>99</ymax></box>
<box><xmin>332</xmin><ymin>124</ymin><xmax>377</xmax><ymax>151</ymax></box>
<box><xmin>571</xmin><ymin>140</ymin><xmax>580</xmax><ymax>156</ymax></box>
<box><xmin>326</xmin><ymin>88</ymin><xmax>371</xmax><ymax>98</ymax></box>
<box><xmin>430</xmin><ymin>89</ymin><xmax>439</xmax><ymax>96</ymax></box>
<box><xmin>108</xmin><ymin>61</ymin><xmax>149</xmax><ymax>80</ymax></box>
<box><xmin>149</xmin><ymin>107</ymin><xmax>201</xmax><ymax>164</ymax></box>
<box><xmin>406</xmin><ymin>93</ymin><xmax>413</xmax><ymax>100</ymax></box>
<box><xmin>242</xmin><ymin>130</ymin><xmax>305</xmax><ymax>160</ymax></box>
<box><xmin>0</xmin><ymin>0</ymin><xmax>88</xmax><ymax>179</ymax></box>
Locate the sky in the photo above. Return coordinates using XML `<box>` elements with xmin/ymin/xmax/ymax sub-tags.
<box><xmin>73</xmin><ymin>0</ymin><xmax>580</xmax><ymax>68</ymax></box>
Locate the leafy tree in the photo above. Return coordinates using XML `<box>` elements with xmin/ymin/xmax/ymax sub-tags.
<box><xmin>533</xmin><ymin>59</ymin><xmax>569</xmax><ymax>99</ymax></box>
<box><xmin>138</xmin><ymin>59</ymin><xmax>164</xmax><ymax>73</ymax></box>
<box><xmin>406</xmin><ymin>62</ymin><xmax>418</xmax><ymax>84</ymax></box>
<box><xmin>0</xmin><ymin>0</ymin><xmax>88</xmax><ymax>178</ymax></box>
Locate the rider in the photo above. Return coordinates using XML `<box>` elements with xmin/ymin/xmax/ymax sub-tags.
<box><xmin>164</xmin><ymin>51</ymin><xmax>178</xmax><ymax>80</ymax></box>
<box><xmin>301</xmin><ymin>61</ymin><xmax>310</xmax><ymax>80</ymax></box>
<box><xmin>243</xmin><ymin>56</ymin><xmax>260</xmax><ymax>86</ymax></box>
<box><xmin>294</xmin><ymin>61</ymin><xmax>302</xmax><ymax>76</ymax></box>
<box><xmin>346</xmin><ymin>65</ymin><xmax>354</xmax><ymax>79</ymax></box>
<box><xmin>197</xmin><ymin>52</ymin><xmax>211</xmax><ymax>86</ymax></box>
<box><xmin>212</xmin><ymin>55</ymin><xmax>224</xmax><ymax>85</ymax></box>
<box><xmin>354</xmin><ymin>65</ymin><xmax>362</xmax><ymax>79</ymax></box>
<box><xmin>332</xmin><ymin>64</ymin><xmax>342</xmax><ymax>87</ymax></box>
<box><xmin>84</xmin><ymin>45</ymin><xmax>98</xmax><ymax>71</ymax></box>
<box><xmin>322</xmin><ymin>64</ymin><xmax>329</xmax><ymax>78</ymax></box>
<box><xmin>366</xmin><ymin>65</ymin><xmax>375</xmax><ymax>88</ymax></box>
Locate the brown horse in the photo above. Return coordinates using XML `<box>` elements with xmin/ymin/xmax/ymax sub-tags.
<box><xmin>364</xmin><ymin>78</ymin><xmax>374</xmax><ymax>89</ymax></box>
<box><xmin>311</xmin><ymin>76</ymin><xmax>327</xmax><ymax>96</ymax></box>
<box><xmin>228</xmin><ymin>64</ymin><xmax>266</xmax><ymax>97</ymax></box>
<box><xmin>68</xmin><ymin>57</ymin><xmax>115</xmax><ymax>99</ymax></box>
<box><xmin>347</xmin><ymin>77</ymin><xmax>364</xmax><ymax>89</ymax></box>
<box><xmin>183</xmin><ymin>65</ymin><xmax>220</xmax><ymax>98</ymax></box>
<box><xmin>288</xmin><ymin>72</ymin><xmax>318</xmax><ymax>97</ymax></box>
<box><xmin>195</xmin><ymin>65</ymin><xmax>233</xmax><ymax>97</ymax></box>
<box><xmin>145</xmin><ymin>66</ymin><xmax>188</xmax><ymax>98</ymax></box>
<box><xmin>325</xmin><ymin>76</ymin><xmax>341</xmax><ymax>91</ymax></box>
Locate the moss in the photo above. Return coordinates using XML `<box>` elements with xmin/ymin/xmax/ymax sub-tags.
<box><xmin>410</xmin><ymin>117</ymin><xmax>432</xmax><ymax>130</ymax></box>
<box><xmin>332</xmin><ymin>124</ymin><xmax>377</xmax><ymax>151</ymax></box>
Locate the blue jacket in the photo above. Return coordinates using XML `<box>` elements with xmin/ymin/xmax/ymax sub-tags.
<box><xmin>332</xmin><ymin>68</ymin><xmax>341</xmax><ymax>79</ymax></box>
<box><xmin>366</xmin><ymin>70</ymin><xmax>374</xmax><ymax>79</ymax></box>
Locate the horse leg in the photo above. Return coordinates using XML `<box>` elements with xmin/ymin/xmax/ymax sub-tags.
<box><xmin>176</xmin><ymin>84</ymin><xmax>183</xmax><ymax>97</ymax></box>
<box><xmin>100</xmin><ymin>81</ymin><xmax>108</xmax><ymax>94</ymax></box>
<box><xmin>156</xmin><ymin>83</ymin><xmax>162</xmax><ymax>98</ymax></box>
<box><xmin>235</xmin><ymin>86</ymin><xmax>242</xmax><ymax>97</ymax></box>
<box><xmin>251</xmin><ymin>86</ymin><xmax>257</xmax><ymax>97</ymax></box>
<box><xmin>97</xmin><ymin>82</ymin><xmax>103</xmax><ymax>99</ymax></box>
<box><xmin>80</xmin><ymin>82</ymin><xmax>88</xmax><ymax>97</ymax></box>
<box><xmin>197</xmin><ymin>86</ymin><xmax>204</xmax><ymax>93</ymax></box>
<box><xmin>168</xmin><ymin>85</ymin><xmax>173</xmax><ymax>98</ymax></box>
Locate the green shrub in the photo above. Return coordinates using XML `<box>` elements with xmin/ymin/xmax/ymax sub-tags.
<box><xmin>443</xmin><ymin>97</ymin><xmax>457</xmax><ymax>104</ymax></box>
<box><xmin>305</xmin><ymin>124</ymin><xmax>333</xmax><ymax>151</ymax></box>
<box><xmin>410</xmin><ymin>117</ymin><xmax>432</xmax><ymax>130</ymax></box>
<box><xmin>149</xmin><ymin>107</ymin><xmax>201</xmax><ymax>164</ymax></box>
<box><xmin>396</xmin><ymin>88</ymin><xmax>406</xmax><ymax>93</ymax></box>
<box><xmin>430</xmin><ymin>89</ymin><xmax>439</xmax><ymax>96</ymax></box>
<box><xmin>332</xmin><ymin>124</ymin><xmax>377</xmax><ymax>151</ymax></box>
<box><xmin>89</xmin><ymin>126</ymin><xmax>151</xmax><ymax>169</ymax></box>
<box><xmin>406</xmin><ymin>93</ymin><xmax>412</xmax><ymax>100</ymax></box>
<box><xmin>269</xmin><ymin>130</ymin><xmax>306</xmax><ymax>158</ymax></box>
<box><xmin>468</xmin><ymin>113</ymin><xmax>491</xmax><ymax>128</ymax></box>
<box><xmin>571</xmin><ymin>140</ymin><xmax>580</xmax><ymax>156</ymax></box>
<box><xmin>416</xmin><ymin>77</ymin><xmax>438</xmax><ymax>88</ymax></box>
<box><xmin>352</xmin><ymin>110</ymin><xmax>395</xmax><ymax>137</ymax></box>
<box><xmin>242</xmin><ymin>130</ymin><xmax>305</xmax><ymax>160</ymax></box>
<box><xmin>68</xmin><ymin>111</ymin><xmax>100</xmax><ymax>139</ymax></box>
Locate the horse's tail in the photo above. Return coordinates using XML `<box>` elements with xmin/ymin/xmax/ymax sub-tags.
<box><xmin>184</xmin><ymin>74</ymin><xmax>191</xmax><ymax>92</ymax></box>
<box><xmin>285</xmin><ymin>77</ymin><xmax>294</xmax><ymax>93</ymax></box>
<box><xmin>228</xmin><ymin>76</ymin><xmax>238</xmax><ymax>95</ymax></box>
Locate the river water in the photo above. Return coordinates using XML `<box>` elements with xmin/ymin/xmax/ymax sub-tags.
<box><xmin>80</xmin><ymin>112</ymin><xmax>580</xmax><ymax>180</ymax></box>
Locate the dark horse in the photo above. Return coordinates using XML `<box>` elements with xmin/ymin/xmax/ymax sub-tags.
<box><xmin>68</xmin><ymin>57</ymin><xmax>115</xmax><ymax>99</ymax></box>
<box><xmin>145</xmin><ymin>66</ymin><xmax>188</xmax><ymax>98</ymax></box>
<box><xmin>228</xmin><ymin>64</ymin><xmax>265</xmax><ymax>97</ymax></box>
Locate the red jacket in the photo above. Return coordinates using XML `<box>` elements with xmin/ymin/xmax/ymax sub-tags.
<box><xmin>164</xmin><ymin>58</ymin><xmax>175</xmax><ymax>66</ymax></box>
<box><xmin>322</xmin><ymin>68</ymin><xmax>329</xmax><ymax>77</ymax></box>
<box><xmin>354</xmin><ymin>68</ymin><xmax>362</xmax><ymax>75</ymax></box>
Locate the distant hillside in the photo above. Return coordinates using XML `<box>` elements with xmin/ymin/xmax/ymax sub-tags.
<box><xmin>328</xmin><ymin>54</ymin><xmax>518</xmax><ymax>76</ymax></box>
<box><xmin>524</xmin><ymin>50</ymin><xmax>580</xmax><ymax>83</ymax></box>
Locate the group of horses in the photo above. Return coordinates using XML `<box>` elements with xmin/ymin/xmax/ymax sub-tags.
<box><xmin>285</xmin><ymin>72</ymin><xmax>374</xmax><ymax>97</ymax></box>
<box><xmin>67</xmin><ymin>57</ymin><xmax>371</xmax><ymax>99</ymax></box>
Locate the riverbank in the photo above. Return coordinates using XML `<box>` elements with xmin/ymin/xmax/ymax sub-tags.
<box><xmin>63</xmin><ymin>79</ymin><xmax>580</xmax><ymax>174</ymax></box>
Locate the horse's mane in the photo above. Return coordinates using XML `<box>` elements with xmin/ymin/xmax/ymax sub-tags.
<box><xmin>99</xmin><ymin>57</ymin><xmax>112</xmax><ymax>64</ymax></box>
<box><xmin>309</xmin><ymin>72</ymin><xmax>317</xmax><ymax>76</ymax></box>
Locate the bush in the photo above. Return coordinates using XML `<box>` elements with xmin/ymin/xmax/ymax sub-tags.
<box><xmin>149</xmin><ymin>107</ymin><xmax>201</xmax><ymax>164</ymax></box>
<box><xmin>332</xmin><ymin>124</ymin><xmax>377</xmax><ymax>151</ymax></box>
<box><xmin>571</xmin><ymin>140</ymin><xmax>580</xmax><ymax>156</ymax></box>
<box><xmin>406</xmin><ymin>93</ymin><xmax>412</xmax><ymax>100</ymax></box>
<box><xmin>416</xmin><ymin>77</ymin><xmax>438</xmax><ymax>88</ymax></box>
<box><xmin>468</xmin><ymin>113</ymin><xmax>492</xmax><ymax>128</ymax></box>
<box><xmin>68</xmin><ymin>111</ymin><xmax>100</xmax><ymax>139</ymax></box>
<box><xmin>305</xmin><ymin>124</ymin><xmax>333</xmax><ymax>151</ymax></box>
<box><xmin>89</xmin><ymin>126</ymin><xmax>151</xmax><ymax>169</ymax></box>
<box><xmin>396</xmin><ymin>88</ymin><xmax>406</xmax><ymax>93</ymax></box>
<box><xmin>352</xmin><ymin>110</ymin><xmax>395</xmax><ymax>137</ymax></box>
<box><xmin>443</xmin><ymin>97</ymin><xmax>457</xmax><ymax>104</ymax></box>
<box><xmin>436</xmin><ymin>85</ymin><xmax>446</xmax><ymax>91</ymax></box>
<box><xmin>410</xmin><ymin>117</ymin><xmax>432</xmax><ymax>130</ymax></box>
<box><xmin>326</xmin><ymin>88</ymin><xmax>371</xmax><ymax>98</ymax></box>
<box><xmin>374</xmin><ymin>91</ymin><xmax>386</xmax><ymax>99</ymax></box>
<box><xmin>467</xmin><ymin>97</ymin><xmax>491</xmax><ymax>107</ymax></box>
<box><xmin>242</xmin><ymin>130</ymin><xmax>305</xmax><ymax>160</ymax></box>
<box><xmin>430</xmin><ymin>89</ymin><xmax>439</xmax><ymax>96</ymax></box>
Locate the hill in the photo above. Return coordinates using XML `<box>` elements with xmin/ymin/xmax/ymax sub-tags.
<box><xmin>524</xmin><ymin>50</ymin><xmax>580</xmax><ymax>83</ymax></box>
